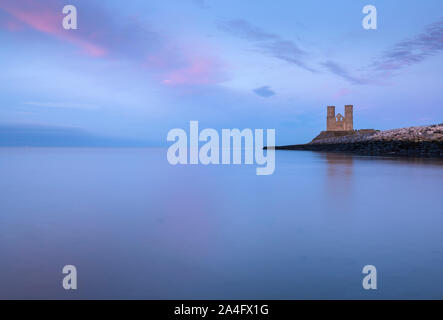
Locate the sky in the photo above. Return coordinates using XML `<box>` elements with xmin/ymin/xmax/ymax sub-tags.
<box><xmin>0</xmin><ymin>0</ymin><xmax>442</xmax><ymax>145</ymax></box>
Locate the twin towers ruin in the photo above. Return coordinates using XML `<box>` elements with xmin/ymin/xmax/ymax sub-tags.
<box><xmin>327</xmin><ymin>105</ymin><xmax>353</xmax><ymax>132</ymax></box>
<box><xmin>309</xmin><ymin>105</ymin><xmax>359</xmax><ymax>143</ymax></box>
<box><xmin>311</xmin><ymin>104</ymin><xmax>377</xmax><ymax>142</ymax></box>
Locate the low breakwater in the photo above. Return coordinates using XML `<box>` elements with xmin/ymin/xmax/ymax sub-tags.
<box><xmin>268</xmin><ymin>124</ymin><xmax>443</xmax><ymax>157</ymax></box>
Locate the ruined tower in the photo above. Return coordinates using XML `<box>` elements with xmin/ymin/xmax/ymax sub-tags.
<box><xmin>326</xmin><ymin>105</ymin><xmax>354</xmax><ymax>131</ymax></box>
<box><xmin>344</xmin><ymin>105</ymin><xmax>353</xmax><ymax>131</ymax></box>
<box><xmin>327</xmin><ymin>106</ymin><xmax>336</xmax><ymax>131</ymax></box>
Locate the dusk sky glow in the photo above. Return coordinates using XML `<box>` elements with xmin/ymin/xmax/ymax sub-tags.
<box><xmin>1</xmin><ymin>0</ymin><xmax>442</xmax><ymax>145</ymax></box>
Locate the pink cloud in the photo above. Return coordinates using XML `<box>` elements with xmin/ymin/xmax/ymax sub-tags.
<box><xmin>162</xmin><ymin>57</ymin><xmax>224</xmax><ymax>86</ymax></box>
<box><xmin>1</xmin><ymin>0</ymin><xmax>226</xmax><ymax>88</ymax></box>
<box><xmin>333</xmin><ymin>88</ymin><xmax>351</xmax><ymax>99</ymax></box>
<box><xmin>145</xmin><ymin>45</ymin><xmax>226</xmax><ymax>87</ymax></box>
<box><xmin>0</xmin><ymin>0</ymin><xmax>107</xmax><ymax>57</ymax></box>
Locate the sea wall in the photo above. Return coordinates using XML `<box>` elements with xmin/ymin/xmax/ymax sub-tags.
<box><xmin>310</xmin><ymin>125</ymin><xmax>443</xmax><ymax>145</ymax></box>
<box><xmin>310</xmin><ymin>129</ymin><xmax>379</xmax><ymax>143</ymax></box>
<box><xmin>270</xmin><ymin>124</ymin><xmax>443</xmax><ymax>157</ymax></box>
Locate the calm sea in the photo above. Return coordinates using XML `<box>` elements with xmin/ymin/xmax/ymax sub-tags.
<box><xmin>1</xmin><ymin>148</ymin><xmax>443</xmax><ymax>299</ymax></box>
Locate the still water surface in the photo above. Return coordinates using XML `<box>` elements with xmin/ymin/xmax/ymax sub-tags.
<box><xmin>0</xmin><ymin>148</ymin><xmax>442</xmax><ymax>299</ymax></box>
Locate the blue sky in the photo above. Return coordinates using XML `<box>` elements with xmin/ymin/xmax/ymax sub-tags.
<box><xmin>1</xmin><ymin>0</ymin><xmax>442</xmax><ymax>145</ymax></box>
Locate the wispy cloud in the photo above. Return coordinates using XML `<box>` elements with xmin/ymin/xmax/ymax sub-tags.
<box><xmin>262</xmin><ymin>40</ymin><xmax>316</xmax><ymax>72</ymax></box>
<box><xmin>219</xmin><ymin>19</ymin><xmax>278</xmax><ymax>41</ymax></box>
<box><xmin>321</xmin><ymin>60</ymin><xmax>368</xmax><ymax>85</ymax></box>
<box><xmin>219</xmin><ymin>19</ymin><xmax>316</xmax><ymax>72</ymax></box>
<box><xmin>371</xmin><ymin>18</ymin><xmax>443</xmax><ymax>72</ymax></box>
<box><xmin>253</xmin><ymin>86</ymin><xmax>275</xmax><ymax>98</ymax></box>
<box><xmin>323</xmin><ymin>18</ymin><xmax>443</xmax><ymax>85</ymax></box>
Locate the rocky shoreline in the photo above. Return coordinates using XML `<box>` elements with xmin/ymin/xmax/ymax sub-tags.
<box><xmin>267</xmin><ymin>124</ymin><xmax>443</xmax><ymax>158</ymax></box>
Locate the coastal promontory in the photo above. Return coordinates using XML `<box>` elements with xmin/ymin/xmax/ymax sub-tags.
<box><xmin>267</xmin><ymin>105</ymin><xmax>443</xmax><ymax>157</ymax></box>
<box><xmin>268</xmin><ymin>124</ymin><xmax>443</xmax><ymax>157</ymax></box>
